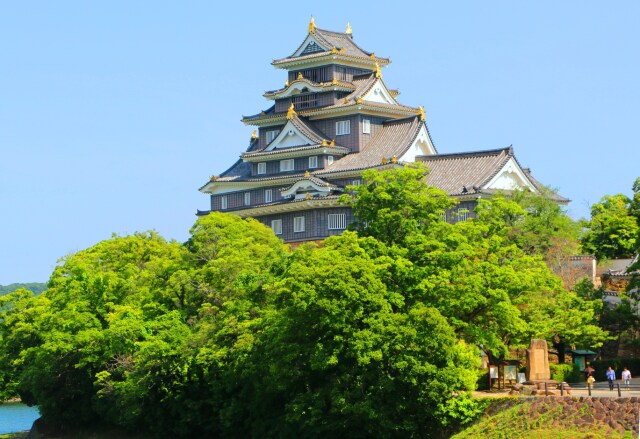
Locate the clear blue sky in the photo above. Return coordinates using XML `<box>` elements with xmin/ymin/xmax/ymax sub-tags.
<box><xmin>1</xmin><ymin>1</ymin><xmax>639</xmax><ymax>284</ymax></box>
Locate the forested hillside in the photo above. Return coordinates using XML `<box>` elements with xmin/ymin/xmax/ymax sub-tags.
<box><xmin>0</xmin><ymin>283</ymin><xmax>46</xmax><ymax>296</ymax></box>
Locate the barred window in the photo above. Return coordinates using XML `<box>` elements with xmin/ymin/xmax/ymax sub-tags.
<box><xmin>266</xmin><ymin>130</ymin><xmax>280</xmax><ymax>144</ymax></box>
<box><xmin>351</xmin><ymin>180</ymin><xmax>360</xmax><ymax>186</ymax></box>
<box><xmin>244</xmin><ymin>192</ymin><xmax>251</xmax><ymax>206</ymax></box>
<box><xmin>271</xmin><ymin>219</ymin><xmax>282</xmax><ymax>235</ymax></box>
<box><xmin>336</xmin><ymin>120</ymin><xmax>350</xmax><ymax>136</ymax></box>
<box><xmin>327</xmin><ymin>156</ymin><xmax>334</xmax><ymax>166</ymax></box>
<box><xmin>328</xmin><ymin>213</ymin><xmax>347</xmax><ymax>230</ymax></box>
<box><xmin>280</xmin><ymin>159</ymin><xmax>294</xmax><ymax>172</ymax></box>
<box><xmin>308</xmin><ymin>156</ymin><xmax>318</xmax><ymax>169</ymax></box>
<box><xmin>257</xmin><ymin>162</ymin><xmax>266</xmax><ymax>174</ymax></box>
<box><xmin>294</xmin><ymin>216</ymin><xmax>305</xmax><ymax>233</ymax></box>
<box><xmin>438</xmin><ymin>211</ymin><xmax>446</xmax><ymax>222</ymax></box>
<box><xmin>457</xmin><ymin>208</ymin><xmax>469</xmax><ymax>222</ymax></box>
<box><xmin>265</xmin><ymin>189</ymin><xmax>272</xmax><ymax>203</ymax></box>
<box><xmin>220</xmin><ymin>195</ymin><xmax>227</xmax><ymax>210</ymax></box>
<box><xmin>362</xmin><ymin>119</ymin><xmax>371</xmax><ymax>134</ymax></box>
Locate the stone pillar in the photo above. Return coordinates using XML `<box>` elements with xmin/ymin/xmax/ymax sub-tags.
<box><xmin>526</xmin><ymin>339</ymin><xmax>550</xmax><ymax>381</ymax></box>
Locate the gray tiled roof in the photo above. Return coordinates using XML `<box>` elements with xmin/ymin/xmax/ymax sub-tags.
<box><xmin>316</xmin><ymin>116</ymin><xmax>422</xmax><ymax>174</ymax></box>
<box><xmin>419</xmin><ymin>147</ymin><xmax>514</xmax><ymax>196</ymax></box>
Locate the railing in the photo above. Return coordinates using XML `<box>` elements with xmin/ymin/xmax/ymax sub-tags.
<box><xmin>550</xmin><ymin>381</ymin><xmax>639</xmax><ymax>397</ymax></box>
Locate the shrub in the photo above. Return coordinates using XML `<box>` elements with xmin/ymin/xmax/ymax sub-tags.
<box><xmin>549</xmin><ymin>363</ymin><xmax>581</xmax><ymax>383</ymax></box>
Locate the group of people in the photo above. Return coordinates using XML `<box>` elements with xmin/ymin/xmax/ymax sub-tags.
<box><xmin>586</xmin><ymin>365</ymin><xmax>633</xmax><ymax>390</ymax></box>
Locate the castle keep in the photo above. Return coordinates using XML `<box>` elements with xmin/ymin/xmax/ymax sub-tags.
<box><xmin>198</xmin><ymin>19</ymin><xmax>565</xmax><ymax>242</ymax></box>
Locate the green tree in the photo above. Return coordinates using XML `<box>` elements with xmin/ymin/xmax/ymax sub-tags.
<box><xmin>340</xmin><ymin>163</ymin><xmax>455</xmax><ymax>245</ymax></box>
<box><xmin>580</xmin><ymin>194</ymin><xmax>638</xmax><ymax>260</ymax></box>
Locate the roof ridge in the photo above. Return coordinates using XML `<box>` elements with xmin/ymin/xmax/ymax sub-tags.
<box><xmin>421</xmin><ymin>146</ymin><xmax>512</xmax><ymax>160</ymax></box>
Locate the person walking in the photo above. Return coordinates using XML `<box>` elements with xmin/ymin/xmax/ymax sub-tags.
<box><xmin>606</xmin><ymin>366</ymin><xmax>616</xmax><ymax>391</ymax></box>
<box><xmin>587</xmin><ymin>373</ymin><xmax>596</xmax><ymax>390</ymax></box>
<box><xmin>622</xmin><ymin>367</ymin><xmax>632</xmax><ymax>390</ymax></box>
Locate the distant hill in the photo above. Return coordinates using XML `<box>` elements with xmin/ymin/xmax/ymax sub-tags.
<box><xmin>0</xmin><ymin>282</ymin><xmax>47</xmax><ymax>296</ymax></box>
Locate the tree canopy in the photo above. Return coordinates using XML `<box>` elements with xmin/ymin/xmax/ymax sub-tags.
<box><xmin>0</xmin><ymin>169</ymin><xmax>611</xmax><ymax>437</ymax></box>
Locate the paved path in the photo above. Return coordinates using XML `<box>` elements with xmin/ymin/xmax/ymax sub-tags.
<box><xmin>475</xmin><ymin>377</ymin><xmax>640</xmax><ymax>398</ymax></box>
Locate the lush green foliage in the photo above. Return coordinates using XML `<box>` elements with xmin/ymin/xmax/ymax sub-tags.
<box><xmin>580</xmin><ymin>193</ymin><xmax>638</xmax><ymax>260</ymax></box>
<box><xmin>549</xmin><ymin>363</ymin><xmax>581</xmax><ymax>383</ymax></box>
<box><xmin>0</xmin><ymin>283</ymin><xmax>46</xmax><ymax>296</ymax></box>
<box><xmin>0</xmin><ymin>168</ymin><xmax>613</xmax><ymax>437</ymax></box>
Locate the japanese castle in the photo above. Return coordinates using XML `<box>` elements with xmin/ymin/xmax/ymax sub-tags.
<box><xmin>198</xmin><ymin>19</ymin><xmax>565</xmax><ymax>243</ymax></box>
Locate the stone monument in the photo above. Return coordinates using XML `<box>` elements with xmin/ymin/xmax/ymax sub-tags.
<box><xmin>526</xmin><ymin>339</ymin><xmax>550</xmax><ymax>381</ymax></box>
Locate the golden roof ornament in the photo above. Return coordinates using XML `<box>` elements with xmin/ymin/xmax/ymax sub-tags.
<box><xmin>305</xmin><ymin>192</ymin><xmax>311</xmax><ymax>200</ymax></box>
<box><xmin>210</xmin><ymin>175</ymin><xmax>218</xmax><ymax>181</ymax></box>
<box><xmin>321</xmin><ymin>139</ymin><xmax>328</xmax><ymax>146</ymax></box>
<box><xmin>356</xmin><ymin>96</ymin><xmax>363</xmax><ymax>104</ymax></box>
<box><xmin>418</xmin><ymin>105</ymin><xmax>426</xmax><ymax>121</ymax></box>
<box><xmin>329</xmin><ymin>139</ymin><xmax>335</xmax><ymax>146</ymax></box>
<box><xmin>345</xmin><ymin>22</ymin><xmax>352</xmax><ymax>35</ymax></box>
<box><xmin>261</xmin><ymin>111</ymin><xmax>266</xmax><ymax>115</ymax></box>
<box><xmin>285</xmin><ymin>79</ymin><xmax>289</xmax><ymax>87</ymax></box>
<box><xmin>391</xmin><ymin>155</ymin><xmax>398</xmax><ymax>163</ymax></box>
<box><xmin>339</xmin><ymin>47</ymin><xmax>345</xmax><ymax>53</ymax></box>
<box><xmin>381</xmin><ymin>157</ymin><xmax>388</xmax><ymax>164</ymax></box>
<box><xmin>297</xmin><ymin>72</ymin><xmax>303</xmax><ymax>80</ymax></box>
<box><xmin>286</xmin><ymin>103</ymin><xmax>296</xmax><ymax>119</ymax></box>
<box><xmin>370</xmin><ymin>53</ymin><xmax>375</xmax><ymax>58</ymax></box>
<box><xmin>331</xmin><ymin>78</ymin><xmax>339</xmax><ymax>85</ymax></box>
<box><xmin>304</xmin><ymin>170</ymin><xmax>310</xmax><ymax>178</ymax></box>
<box><xmin>308</xmin><ymin>16</ymin><xmax>316</xmax><ymax>34</ymax></box>
<box><xmin>343</xmin><ymin>97</ymin><xmax>349</xmax><ymax>104</ymax></box>
<box><xmin>375</xmin><ymin>63</ymin><xmax>382</xmax><ymax>79</ymax></box>
<box><xmin>331</xmin><ymin>46</ymin><xmax>338</xmax><ymax>54</ymax></box>
<box><xmin>251</xmin><ymin>129</ymin><xmax>257</xmax><ymax>140</ymax></box>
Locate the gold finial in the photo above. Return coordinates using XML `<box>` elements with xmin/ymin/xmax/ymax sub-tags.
<box><xmin>286</xmin><ymin>103</ymin><xmax>296</xmax><ymax>119</ymax></box>
<box><xmin>370</xmin><ymin>53</ymin><xmax>375</xmax><ymax>58</ymax></box>
<box><xmin>391</xmin><ymin>155</ymin><xmax>398</xmax><ymax>163</ymax></box>
<box><xmin>304</xmin><ymin>170</ymin><xmax>310</xmax><ymax>178</ymax></box>
<box><xmin>321</xmin><ymin>139</ymin><xmax>328</xmax><ymax>146</ymax></box>
<box><xmin>285</xmin><ymin>79</ymin><xmax>289</xmax><ymax>87</ymax></box>
<box><xmin>308</xmin><ymin>16</ymin><xmax>316</xmax><ymax>33</ymax></box>
<box><xmin>375</xmin><ymin>63</ymin><xmax>382</xmax><ymax>79</ymax></box>
<box><xmin>297</xmin><ymin>72</ymin><xmax>303</xmax><ymax>80</ymax></box>
<box><xmin>381</xmin><ymin>157</ymin><xmax>388</xmax><ymax>164</ymax></box>
<box><xmin>418</xmin><ymin>105</ymin><xmax>426</xmax><ymax>121</ymax></box>
<box><xmin>251</xmin><ymin>129</ymin><xmax>257</xmax><ymax>140</ymax></box>
<box><xmin>210</xmin><ymin>175</ymin><xmax>218</xmax><ymax>181</ymax></box>
<box><xmin>261</xmin><ymin>111</ymin><xmax>266</xmax><ymax>115</ymax></box>
<box><xmin>339</xmin><ymin>47</ymin><xmax>345</xmax><ymax>53</ymax></box>
<box><xmin>329</xmin><ymin>139</ymin><xmax>335</xmax><ymax>146</ymax></box>
<box><xmin>345</xmin><ymin>22</ymin><xmax>352</xmax><ymax>35</ymax></box>
<box><xmin>343</xmin><ymin>97</ymin><xmax>349</xmax><ymax>104</ymax></box>
<box><xmin>356</xmin><ymin>96</ymin><xmax>363</xmax><ymax>104</ymax></box>
<box><xmin>331</xmin><ymin>78</ymin><xmax>339</xmax><ymax>85</ymax></box>
<box><xmin>305</xmin><ymin>192</ymin><xmax>311</xmax><ymax>200</ymax></box>
<box><xmin>331</xmin><ymin>46</ymin><xmax>338</xmax><ymax>54</ymax></box>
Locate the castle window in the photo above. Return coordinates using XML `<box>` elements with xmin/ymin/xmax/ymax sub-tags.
<box><xmin>362</xmin><ymin>119</ymin><xmax>371</xmax><ymax>134</ymax></box>
<box><xmin>328</xmin><ymin>213</ymin><xmax>346</xmax><ymax>230</ymax></box>
<box><xmin>327</xmin><ymin>156</ymin><xmax>334</xmax><ymax>166</ymax></box>
<box><xmin>294</xmin><ymin>216</ymin><xmax>305</xmax><ymax>233</ymax></box>
<box><xmin>457</xmin><ymin>208</ymin><xmax>469</xmax><ymax>222</ymax></box>
<box><xmin>280</xmin><ymin>159</ymin><xmax>294</xmax><ymax>172</ymax></box>
<box><xmin>336</xmin><ymin>120</ymin><xmax>350</xmax><ymax>136</ymax></box>
<box><xmin>271</xmin><ymin>219</ymin><xmax>282</xmax><ymax>235</ymax></box>
<box><xmin>257</xmin><ymin>162</ymin><xmax>266</xmax><ymax>174</ymax></box>
<box><xmin>244</xmin><ymin>192</ymin><xmax>251</xmax><ymax>206</ymax></box>
<box><xmin>266</xmin><ymin>130</ymin><xmax>280</xmax><ymax>144</ymax></box>
<box><xmin>265</xmin><ymin>189</ymin><xmax>273</xmax><ymax>203</ymax></box>
<box><xmin>221</xmin><ymin>195</ymin><xmax>227</xmax><ymax>210</ymax></box>
<box><xmin>309</xmin><ymin>156</ymin><xmax>318</xmax><ymax>169</ymax></box>
<box><xmin>351</xmin><ymin>180</ymin><xmax>360</xmax><ymax>186</ymax></box>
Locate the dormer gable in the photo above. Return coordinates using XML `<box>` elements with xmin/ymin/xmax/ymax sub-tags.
<box><xmin>361</xmin><ymin>78</ymin><xmax>399</xmax><ymax>105</ymax></box>
<box><xmin>293</xmin><ymin>35</ymin><xmax>330</xmax><ymax>58</ymax></box>
<box><xmin>281</xmin><ymin>176</ymin><xmax>339</xmax><ymax>200</ymax></box>
<box><xmin>399</xmin><ymin>123</ymin><xmax>437</xmax><ymax>162</ymax></box>
<box><xmin>265</xmin><ymin>116</ymin><xmax>326</xmax><ymax>151</ymax></box>
<box><xmin>485</xmin><ymin>157</ymin><xmax>537</xmax><ymax>192</ymax></box>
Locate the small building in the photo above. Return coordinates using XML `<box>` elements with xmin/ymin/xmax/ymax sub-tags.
<box><xmin>197</xmin><ymin>19</ymin><xmax>567</xmax><ymax>243</ymax></box>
